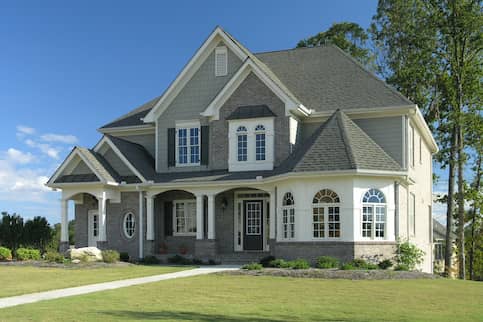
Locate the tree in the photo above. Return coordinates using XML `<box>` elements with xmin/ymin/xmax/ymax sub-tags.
<box><xmin>0</xmin><ymin>212</ymin><xmax>24</xmax><ymax>253</ymax></box>
<box><xmin>48</xmin><ymin>220</ymin><xmax>75</xmax><ymax>251</ymax></box>
<box><xmin>23</xmin><ymin>216</ymin><xmax>52</xmax><ymax>253</ymax></box>
<box><xmin>297</xmin><ymin>22</ymin><xmax>375</xmax><ymax>68</ymax></box>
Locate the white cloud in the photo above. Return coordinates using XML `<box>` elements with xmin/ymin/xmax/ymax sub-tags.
<box><xmin>16</xmin><ymin>125</ymin><xmax>35</xmax><ymax>135</ymax></box>
<box><xmin>6</xmin><ymin>148</ymin><xmax>35</xmax><ymax>164</ymax></box>
<box><xmin>41</xmin><ymin>133</ymin><xmax>78</xmax><ymax>144</ymax></box>
<box><xmin>24</xmin><ymin>139</ymin><xmax>60</xmax><ymax>159</ymax></box>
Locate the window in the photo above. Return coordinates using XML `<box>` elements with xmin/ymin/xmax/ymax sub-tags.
<box><xmin>312</xmin><ymin>189</ymin><xmax>341</xmax><ymax>239</ymax></box>
<box><xmin>173</xmin><ymin>200</ymin><xmax>196</xmax><ymax>235</ymax></box>
<box><xmin>246</xmin><ymin>202</ymin><xmax>262</xmax><ymax>235</ymax></box>
<box><xmin>237</xmin><ymin>126</ymin><xmax>247</xmax><ymax>161</ymax></box>
<box><xmin>255</xmin><ymin>124</ymin><xmax>266</xmax><ymax>161</ymax></box>
<box><xmin>362</xmin><ymin>189</ymin><xmax>386</xmax><ymax>239</ymax></box>
<box><xmin>215</xmin><ymin>46</ymin><xmax>228</xmax><ymax>76</ymax></box>
<box><xmin>409</xmin><ymin>193</ymin><xmax>415</xmax><ymax>236</ymax></box>
<box><xmin>409</xmin><ymin>125</ymin><xmax>415</xmax><ymax>167</ymax></box>
<box><xmin>282</xmin><ymin>192</ymin><xmax>295</xmax><ymax>239</ymax></box>
<box><xmin>123</xmin><ymin>212</ymin><xmax>136</xmax><ymax>238</ymax></box>
<box><xmin>93</xmin><ymin>214</ymin><xmax>98</xmax><ymax>237</ymax></box>
<box><xmin>177</xmin><ymin>126</ymin><xmax>200</xmax><ymax>165</ymax></box>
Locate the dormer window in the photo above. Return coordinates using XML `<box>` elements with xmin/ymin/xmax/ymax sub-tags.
<box><xmin>255</xmin><ymin>124</ymin><xmax>266</xmax><ymax>161</ymax></box>
<box><xmin>215</xmin><ymin>46</ymin><xmax>228</xmax><ymax>77</ymax></box>
<box><xmin>237</xmin><ymin>126</ymin><xmax>248</xmax><ymax>161</ymax></box>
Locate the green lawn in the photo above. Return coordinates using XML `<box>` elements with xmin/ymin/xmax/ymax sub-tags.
<box><xmin>0</xmin><ymin>265</ymin><xmax>190</xmax><ymax>298</ymax></box>
<box><xmin>1</xmin><ymin>275</ymin><xmax>481</xmax><ymax>321</ymax></box>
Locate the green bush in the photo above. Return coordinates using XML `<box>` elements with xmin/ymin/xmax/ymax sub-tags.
<box><xmin>340</xmin><ymin>263</ymin><xmax>356</xmax><ymax>270</ymax></box>
<box><xmin>396</xmin><ymin>240</ymin><xmax>425</xmax><ymax>271</ymax></box>
<box><xmin>142</xmin><ymin>255</ymin><xmax>160</xmax><ymax>265</ymax></box>
<box><xmin>16</xmin><ymin>248</ymin><xmax>41</xmax><ymax>261</ymax></box>
<box><xmin>0</xmin><ymin>247</ymin><xmax>12</xmax><ymax>261</ymax></box>
<box><xmin>207</xmin><ymin>259</ymin><xmax>218</xmax><ymax>265</ymax></box>
<box><xmin>101</xmin><ymin>250</ymin><xmax>120</xmax><ymax>263</ymax></box>
<box><xmin>316</xmin><ymin>256</ymin><xmax>339</xmax><ymax>269</ymax></box>
<box><xmin>119</xmin><ymin>252</ymin><xmax>130</xmax><ymax>262</ymax></box>
<box><xmin>366</xmin><ymin>263</ymin><xmax>378</xmax><ymax>270</ymax></box>
<box><xmin>378</xmin><ymin>259</ymin><xmax>393</xmax><ymax>270</ymax></box>
<box><xmin>340</xmin><ymin>259</ymin><xmax>378</xmax><ymax>270</ymax></box>
<box><xmin>395</xmin><ymin>263</ymin><xmax>410</xmax><ymax>271</ymax></box>
<box><xmin>269</xmin><ymin>258</ymin><xmax>291</xmax><ymax>268</ymax></box>
<box><xmin>288</xmin><ymin>259</ymin><xmax>310</xmax><ymax>269</ymax></box>
<box><xmin>259</xmin><ymin>255</ymin><xmax>276</xmax><ymax>267</ymax></box>
<box><xmin>167</xmin><ymin>254</ymin><xmax>193</xmax><ymax>265</ymax></box>
<box><xmin>44</xmin><ymin>251</ymin><xmax>64</xmax><ymax>263</ymax></box>
<box><xmin>192</xmin><ymin>258</ymin><xmax>203</xmax><ymax>265</ymax></box>
<box><xmin>242</xmin><ymin>262</ymin><xmax>263</xmax><ymax>270</ymax></box>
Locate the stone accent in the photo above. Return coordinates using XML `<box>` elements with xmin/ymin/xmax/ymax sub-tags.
<box><xmin>194</xmin><ymin>239</ymin><xmax>217</xmax><ymax>259</ymax></box>
<box><xmin>273</xmin><ymin>241</ymin><xmax>354</xmax><ymax>265</ymax></box>
<box><xmin>353</xmin><ymin>241</ymin><xmax>397</xmax><ymax>263</ymax></box>
<box><xmin>59</xmin><ymin>241</ymin><xmax>69</xmax><ymax>253</ymax></box>
<box><xmin>215</xmin><ymin>191</ymin><xmax>234</xmax><ymax>254</ymax></box>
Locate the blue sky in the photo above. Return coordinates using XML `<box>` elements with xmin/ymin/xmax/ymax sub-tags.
<box><xmin>0</xmin><ymin>0</ymin><xmax>448</xmax><ymax>224</ymax></box>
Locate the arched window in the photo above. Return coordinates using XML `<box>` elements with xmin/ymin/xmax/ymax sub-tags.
<box><xmin>237</xmin><ymin>126</ymin><xmax>247</xmax><ymax>161</ymax></box>
<box><xmin>282</xmin><ymin>192</ymin><xmax>295</xmax><ymax>239</ymax></box>
<box><xmin>362</xmin><ymin>189</ymin><xmax>386</xmax><ymax>239</ymax></box>
<box><xmin>312</xmin><ymin>189</ymin><xmax>340</xmax><ymax>238</ymax></box>
<box><xmin>123</xmin><ymin>212</ymin><xmax>136</xmax><ymax>238</ymax></box>
<box><xmin>255</xmin><ymin>124</ymin><xmax>266</xmax><ymax>161</ymax></box>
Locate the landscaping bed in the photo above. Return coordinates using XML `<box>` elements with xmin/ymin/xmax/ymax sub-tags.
<box><xmin>225</xmin><ymin>267</ymin><xmax>439</xmax><ymax>280</ymax></box>
<box><xmin>0</xmin><ymin>259</ymin><xmax>132</xmax><ymax>269</ymax></box>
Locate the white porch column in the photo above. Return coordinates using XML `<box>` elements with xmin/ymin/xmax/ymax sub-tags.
<box><xmin>269</xmin><ymin>190</ymin><xmax>276</xmax><ymax>239</ymax></box>
<box><xmin>139</xmin><ymin>191</ymin><xmax>144</xmax><ymax>259</ymax></box>
<box><xmin>146</xmin><ymin>195</ymin><xmax>154</xmax><ymax>241</ymax></box>
<box><xmin>60</xmin><ymin>199</ymin><xmax>69</xmax><ymax>243</ymax></box>
<box><xmin>97</xmin><ymin>192</ymin><xmax>107</xmax><ymax>242</ymax></box>
<box><xmin>196</xmin><ymin>194</ymin><xmax>204</xmax><ymax>240</ymax></box>
<box><xmin>207</xmin><ymin>194</ymin><xmax>215</xmax><ymax>239</ymax></box>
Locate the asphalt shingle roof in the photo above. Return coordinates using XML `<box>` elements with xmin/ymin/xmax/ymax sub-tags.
<box><xmin>100</xmin><ymin>96</ymin><xmax>161</xmax><ymax>129</ymax></box>
<box><xmin>226</xmin><ymin>105</ymin><xmax>276</xmax><ymax>120</ymax></box>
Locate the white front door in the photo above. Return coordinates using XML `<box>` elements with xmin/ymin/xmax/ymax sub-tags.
<box><xmin>88</xmin><ymin>210</ymin><xmax>100</xmax><ymax>247</ymax></box>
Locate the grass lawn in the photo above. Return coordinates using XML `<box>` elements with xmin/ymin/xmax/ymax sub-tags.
<box><xmin>1</xmin><ymin>275</ymin><xmax>481</xmax><ymax>321</ymax></box>
<box><xmin>0</xmin><ymin>265</ymin><xmax>191</xmax><ymax>298</ymax></box>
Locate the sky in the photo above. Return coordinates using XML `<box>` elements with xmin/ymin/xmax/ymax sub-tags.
<box><xmin>0</xmin><ymin>0</ymin><xmax>449</xmax><ymax>224</ymax></box>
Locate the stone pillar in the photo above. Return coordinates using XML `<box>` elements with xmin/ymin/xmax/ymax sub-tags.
<box><xmin>60</xmin><ymin>199</ymin><xmax>69</xmax><ymax>252</ymax></box>
<box><xmin>196</xmin><ymin>194</ymin><xmax>204</xmax><ymax>240</ymax></box>
<box><xmin>207</xmin><ymin>194</ymin><xmax>215</xmax><ymax>240</ymax></box>
<box><xmin>146</xmin><ymin>195</ymin><xmax>154</xmax><ymax>241</ymax></box>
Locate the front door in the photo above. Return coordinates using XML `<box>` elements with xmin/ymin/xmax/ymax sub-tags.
<box><xmin>243</xmin><ymin>200</ymin><xmax>263</xmax><ymax>250</ymax></box>
<box><xmin>87</xmin><ymin>210</ymin><xmax>99</xmax><ymax>247</ymax></box>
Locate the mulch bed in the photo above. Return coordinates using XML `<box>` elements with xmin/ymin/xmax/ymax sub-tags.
<box><xmin>222</xmin><ymin>268</ymin><xmax>440</xmax><ymax>280</ymax></box>
<box><xmin>0</xmin><ymin>260</ymin><xmax>132</xmax><ymax>269</ymax></box>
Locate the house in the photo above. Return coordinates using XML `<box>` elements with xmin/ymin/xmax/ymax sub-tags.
<box><xmin>46</xmin><ymin>27</ymin><xmax>438</xmax><ymax>272</ymax></box>
<box><xmin>433</xmin><ymin>218</ymin><xmax>458</xmax><ymax>276</ymax></box>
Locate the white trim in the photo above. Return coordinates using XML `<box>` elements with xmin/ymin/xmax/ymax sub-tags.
<box><xmin>98</xmin><ymin>125</ymin><xmax>155</xmax><ymax>135</ymax></box>
<box><xmin>93</xmin><ymin>136</ymin><xmax>147</xmax><ymax>182</ymax></box>
<box><xmin>87</xmin><ymin>210</ymin><xmax>100</xmax><ymax>247</ymax></box>
<box><xmin>123</xmin><ymin>211</ymin><xmax>136</xmax><ymax>239</ymax></box>
<box><xmin>201</xmin><ymin>59</ymin><xmax>299</xmax><ymax>120</ymax></box>
<box><xmin>143</xmin><ymin>27</ymin><xmax>248</xmax><ymax>123</ymax></box>
<box><xmin>175</xmin><ymin>122</ymin><xmax>201</xmax><ymax>167</ymax></box>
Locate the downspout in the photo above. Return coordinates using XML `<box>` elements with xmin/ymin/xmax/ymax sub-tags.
<box><xmin>137</xmin><ymin>186</ymin><xmax>144</xmax><ymax>259</ymax></box>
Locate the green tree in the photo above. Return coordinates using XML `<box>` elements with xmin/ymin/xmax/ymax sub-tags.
<box><xmin>297</xmin><ymin>22</ymin><xmax>375</xmax><ymax>68</ymax></box>
<box><xmin>48</xmin><ymin>220</ymin><xmax>75</xmax><ymax>251</ymax></box>
<box><xmin>0</xmin><ymin>212</ymin><xmax>24</xmax><ymax>254</ymax></box>
<box><xmin>23</xmin><ymin>216</ymin><xmax>52</xmax><ymax>253</ymax></box>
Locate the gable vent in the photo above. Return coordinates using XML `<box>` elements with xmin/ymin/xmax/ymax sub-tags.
<box><xmin>215</xmin><ymin>46</ymin><xmax>228</xmax><ymax>76</ymax></box>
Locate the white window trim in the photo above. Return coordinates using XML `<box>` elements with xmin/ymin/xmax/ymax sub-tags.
<box><xmin>311</xmin><ymin>202</ymin><xmax>341</xmax><ymax>240</ymax></box>
<box><xmin>236</xmin><ymin>126</ymin><xmax>248</xmax><ymax>162</ymax></box>
<box><xmin>254</xmin><ymin>124</ymin><xmax>266</xmax><ymax>161</ymax></box>
<box><xmin>172</xmin><ymin>199</ymin><xmax>197</xmax><ymax>236</ymax></box>
<box><xmin>361</xmin><ymin>203</ymin><xmax>387</xmax><ymax>240</ymax></box>
<box><xmin>123</xmin><ymin>212</ymin><xmax>136</xmax><ymax>239</ymax></box>
<box><xmin>215</xmin><ymin>46</ymin><xmax>228</xmax><ymax>77</ymax></box>
<box><xmin>175</xmin><ymin>121</ymin><xmax>200</xmax><ymax>167</ymax></box>
<box><xmin>281</xmin><ymin>192</ymin><xmax>295</xmax><ymax>240</ymax></box>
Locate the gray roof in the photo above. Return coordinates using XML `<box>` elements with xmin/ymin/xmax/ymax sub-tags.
<box><xmin>226</xmin><ymin>105</ymin><xmax>276</xmax><ymax>120</ymax></box>
<box><xmin>100</xmin><ymin>96</ymin><xmax>160</xmax><ymax>129</ymax></box>
<box><xmin>55</xmin><ymin>174</ymin><xmax>99</xmax><ymax>183</ymax></box>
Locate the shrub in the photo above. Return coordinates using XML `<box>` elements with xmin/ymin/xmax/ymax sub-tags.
<box><xmin>351</xmin><ymin>258</ymin><xmax>369</xmax><ymax>268</ymax></box>
<box><xmin>207</xmin><ymin>259</ymin><xmax>218</xmax><ymax>265</ymax></box>
<box><xmin>269</xmin><ymin>258</ymin><xmax>290</xmax><ymax>268</ymax></box>
<box><xmin>242</xmin><ymin>262</ymin><xmax>263</xmax><ymax>270</ymax></box>
<box><xmin>192</xmin><ymin>258</ymin><xmax>203</xmax><ymax>265</ymax></box>
<box><xmin>259</xmin><ymin>255</ymin><xmax>276</xmax><ymax>267</ymax></box>
<box><xmin>395</xmin><ymin>263</ymin><xmax>410</xmax><ymax>271</ymax></box>
<box><xmin>316</xmin><ymin>256</ymin><xmax>339</xmax><ymax>269</ymax></box>
<box><xmin>288</xmin><ymin>259</ymin><xmax>310</xmax><ymax>269</ymax></box>
<box><xmin>396</xmin><ymin>240</ymin><xmax>425</xmax><ymax>271</ymax></box>
<box><xmin>119</xmin><ymin>252</ymin><xmax>130</xmax><ymax>262</ymax></box>
<box><xmin>16</xmin><ymin>248</ymin><xmax>41</xmax><ymax>261</ymax></box>
<box><xmin>168</xmin><ymin>254</ymin><xmax>192</xmax><ymax>265</ymax></box>
<box><xmin>340</xmin><ymin>263</ymin><xmax>356</xmax><ymax>270</ymax></box>
<box><xmin>366</xmin><ymin>263</ymin><xmax>378</xmax><ymax>270</ymax></box>
<box><xmin>340</xmin><ymin>259</ymin><xmax>378</xmax><ymax>270</ymax></box>
<box><xmin>101</xmin><ymin>250</ymin><xmax>120</xmax><ymax>263</ymax></box>
<box><xmin>142</xmin><ymin>255</ymin><xmax>160</xmax><ymax>265</ymax></box>
<box><xmin>44</xmin><ymin>251</ymin><xmax>64</xmax><ymax>263</ymax></box>
<box><xmin>0</xmin><ymin>247</ymin><xmax>12</xmax><ymax>261</ymax></box>
<box><xmin>378</xmin><ymin>259</ymin><xmax>393</xmax><ymax>270</ymax></box>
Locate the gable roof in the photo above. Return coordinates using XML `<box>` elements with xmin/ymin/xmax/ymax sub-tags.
<box><xmin>100</xmin><ymin>96</ymin><xmax>160</xmax><ymax>130</ymax></box>
<box><xmin>226</xmin><ymin>105</ymin><xmax>276</xmax><ymax>120</ymax></box>
<box><xmin>255</xmin><ymin>45</ymin><xmax>412</xmax><ymax>112</ymax></box>
<box><xmin>277</xmin><ymin>109</ymin><xmax>403</xmax><ymax>173</ymax></box>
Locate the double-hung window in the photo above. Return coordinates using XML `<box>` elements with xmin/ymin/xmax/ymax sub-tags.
<box><xmin>176</xmin><ymin>125</ymin><xmax>200</xmax><ymax>166</ymax></box>
<box><xmin>237</xmin><ymin>126</ymin><xmax>247</xmax><ymax>161</ymax></box>
<box><xmin>282</xmin><ymin>192</ymin><xmax>295</xmax><ymax>239</ymax></box>
<box><xmin>312</xmin><ymin>189</ymin><xmax>341</xmax><ymax>239</ymax></box>
<box><xmin>362</xmin><ymin>189</ymin><xmax>386</xmax><ymax>239</ymax></box>
<box><xmin>173</xmin><ymin>200</ymin><xmax>196</xmax><ymax>235</ymax></box>
<box><xmin>255</xmin><ymin>124</ymin><xmax>266</xmax><ymax>161</ymax></box>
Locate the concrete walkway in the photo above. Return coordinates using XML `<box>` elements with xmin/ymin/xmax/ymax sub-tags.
<box><xmin>0</xmin><ymin>266</ymin><xmax>239</xmax><ymax>309</ymax></box>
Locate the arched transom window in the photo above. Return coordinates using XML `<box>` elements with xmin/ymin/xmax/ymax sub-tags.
<box><xmin>312</xmin><ymin>189</ymin><xmax>340</xmax><ymax>238</ymax></box>
<box><xmin>282</xmin><ymin>192</ymin><xmax>295</xmax><ymax>239</ymax></box>
<box><xmin>123</xmin><ymin>212</ymin><xmax>136</xmax><ymax>239</ymax></box>
<box><xmin>362</xmin><ymin>189</ymin><xmax>386</xmax><ymax>239</ymax></box>
<box><xmin>254</xmin><ymin>124</ymin><xmax>266</xmax><ymax>161</ymax></box>
<box><xmin>237</xmin><ymin>126</ymin><xmax>248</xmax><ymax>162</ymax></box>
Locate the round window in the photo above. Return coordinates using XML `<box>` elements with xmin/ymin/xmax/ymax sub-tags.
<box><xmin>123</xmin><ymin>212</ymin><xmax>136</xmax><ymax>238</ymax></box>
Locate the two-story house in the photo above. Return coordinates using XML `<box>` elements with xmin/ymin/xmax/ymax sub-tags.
<box><xmin>47</xmin><ymin>27</ymin><xmax>438</xmax><ymax>272</ymax></box>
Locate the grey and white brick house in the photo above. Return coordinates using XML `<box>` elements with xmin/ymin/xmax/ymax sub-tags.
<box><xmin>47</xmin><ymin>27</ymin><xmax>438</xmax><ymax>272</ymax></box>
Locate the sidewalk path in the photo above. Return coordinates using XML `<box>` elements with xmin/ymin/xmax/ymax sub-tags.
<box><xmin>0</xmin><ymin>266</ymin><xmax>239</xmax><ymax>309</ymax></box>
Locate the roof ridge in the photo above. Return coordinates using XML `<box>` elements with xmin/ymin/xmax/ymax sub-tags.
<box><xmin>254</xmin><ymin>43</ymin><xmax>332</xmax><ymax>56</ymax></box>
<box><xmin>335</xmin><ymin>110</ymin><xmax>358</xmax><ymax>169</ymax></box>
